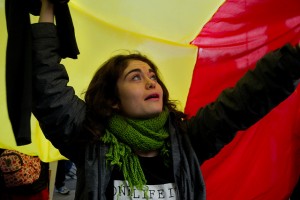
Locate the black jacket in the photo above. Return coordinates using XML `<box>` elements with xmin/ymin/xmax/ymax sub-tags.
<box><xmin>31</xmin><ymin>23</ymin><xmax>300</xmax><ymax>200</ymax></box>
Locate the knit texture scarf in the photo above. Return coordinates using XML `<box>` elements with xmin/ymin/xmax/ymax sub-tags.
<box><xmin>101</xmin><ymin>109</ymin><xmax>170</xmax><ymax>191</ymax></box>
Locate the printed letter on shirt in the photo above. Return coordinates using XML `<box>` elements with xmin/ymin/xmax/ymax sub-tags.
<box><xmin>113</xmin><ymin>180</ymin><xmax>178</xmax><ymax>199</ymax></box>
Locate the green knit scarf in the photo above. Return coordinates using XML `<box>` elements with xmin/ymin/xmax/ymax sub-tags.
<box><xmin>101</xmin><ymin>109</ymin><xmax>170</xmax><ymax>191</ymax></box>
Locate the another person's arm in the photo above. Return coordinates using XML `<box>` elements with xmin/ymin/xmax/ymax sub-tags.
<box><xmin>186</xmin><ymin>43</ymin><xmax>300</xmax><ymax>163</ymax></box>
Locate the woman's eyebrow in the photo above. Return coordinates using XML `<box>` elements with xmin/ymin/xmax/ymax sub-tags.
<box><xmin>124</xmin><ymin>68</ymin><xmax>155</xmax><ymax>79</ymax></box>
<box><xmin>124</xmin><ymin>68</ymin><xmax>141</xmax><ymax>79</ymax></box>
<box><xmin>149</xmin><ymin>68</ymin><xmax>155</xmax><ymax>73</ymax></box>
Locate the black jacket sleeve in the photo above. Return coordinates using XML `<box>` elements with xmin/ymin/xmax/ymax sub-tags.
<box><xmin>185</xmin><ymin>44</ymin><xmax>300</xmax><ymax>163</ymax></box>
<box><xmin>31</xmin><ymin>23</ymin><xmax>86</xmax><ymax>161</ymax></box>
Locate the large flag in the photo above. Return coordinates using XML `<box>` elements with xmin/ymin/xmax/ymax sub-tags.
<box><xmin>185</xmin><ymin>0</ymin><xmax>300</xmax><ymax>199</ymax></box>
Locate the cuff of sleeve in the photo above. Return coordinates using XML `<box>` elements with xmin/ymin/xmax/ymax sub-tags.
<box><xmin>31</xmin><ymin>23</ymin><xmax>57</xmax><ymax>39</ymax></box>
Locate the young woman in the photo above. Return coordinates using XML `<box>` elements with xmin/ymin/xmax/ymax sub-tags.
<box><xmin>32</xmin><ymin>0</ymin><xmax>300</xmax><ymax>199</ymax></box>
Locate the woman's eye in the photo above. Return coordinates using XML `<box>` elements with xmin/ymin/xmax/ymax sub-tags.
<box><xmin>150</xmin><ymin>74</ymin><xmax>157</xmax><ymax>81</ymax></box>
<box><xmin>132</xmin><ymin>75</ymin><xmax>141</xmax><ymax>80</ymax></box>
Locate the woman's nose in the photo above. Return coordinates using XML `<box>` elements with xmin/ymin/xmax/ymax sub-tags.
<box><xmin>146</xmin><ymin>79</ymin><xmax>156</xmax><ymax>89</ymax></box>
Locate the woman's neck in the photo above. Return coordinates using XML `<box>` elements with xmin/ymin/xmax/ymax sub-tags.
<box><xmin>135</xmin><ymin>150</ymin><xmax>158</xmax><ymax>157</ymax></box>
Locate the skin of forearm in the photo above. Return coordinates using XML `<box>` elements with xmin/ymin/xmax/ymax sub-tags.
<box><xmin>39</xmin><ymin>0</ymin><xmax>54</xmax><ymax>23</ymax></box>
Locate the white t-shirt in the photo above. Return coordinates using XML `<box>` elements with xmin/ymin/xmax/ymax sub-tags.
<box><xmin>106</xmin><ymin>155</ymin><xmax>178</xmax><ymax>200</ymax></box>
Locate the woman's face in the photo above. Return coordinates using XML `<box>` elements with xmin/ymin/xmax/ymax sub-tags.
<box><xmin>116</xmin><ymin>60</ymin><xmax>163</xmax><ymax>118</ymax></box>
